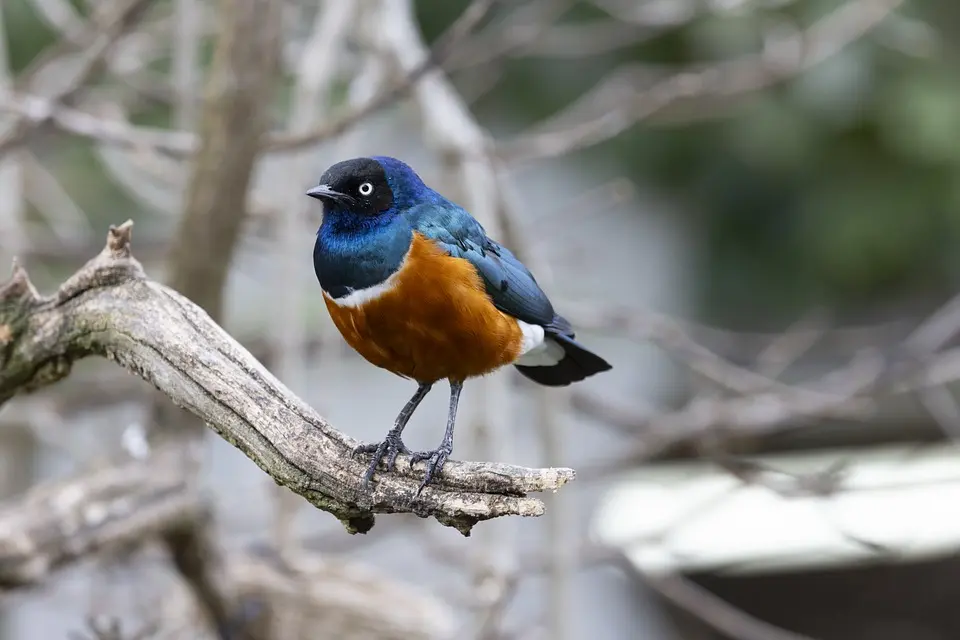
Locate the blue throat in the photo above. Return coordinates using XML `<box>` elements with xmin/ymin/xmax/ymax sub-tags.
<box><xmin>313</xmin><ymin>209</ymin><xmax>412</xmax><ymax>299</ymax></box>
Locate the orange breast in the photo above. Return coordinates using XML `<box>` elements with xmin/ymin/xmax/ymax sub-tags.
<box><xmin>322</xmin><ymin>232</ymin><xmax>524</xmax><ymax>383</ymax></box>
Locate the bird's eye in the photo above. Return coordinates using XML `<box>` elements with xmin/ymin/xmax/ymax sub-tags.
<box><xmin>358</xmin><ymin>182</ymin><xmax>374</xmax><ymax>196</ymax></box>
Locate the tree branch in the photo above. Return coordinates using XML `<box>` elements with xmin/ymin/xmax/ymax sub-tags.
<box><xmin>0</xmin><ymin>221</ymin><xmax>575</xmax><ymax>536</ymax></box>
<box><xmin>0</xmin><ymin>0</ymin><xmax>499</xmax><ymax>159</ymax></box>
<box><xmin>230</xmin><ymin>546</ymin><xmax>457</xmax><ymax>640</ymax></box>
<box><xmin>165</xmin><ymin>0</ymin><xmax>281</xmax><ymax>324</ymax></box>
<box><xmin>0</xmin><ymin>446</ymin><xmax>200</xmax><ymax>592</ymax></box>
<box><xmin>497</xmin><ymin>0</ymin><xmax>904</xmax><ymax>164</ymax></box>
<box><xmin>265</xmin><ymin>0</ymin><xmax>498</xmax><ymax>153</ymax></box>
<box><xmin>149</xmin><ymin>0</ymin><xmax>284</xmax><ymax>633</ymax></box>
<box><xmin>0</xmin><ymin>0</ymin><xmax>156</xmax><ymax>155</ymax></box>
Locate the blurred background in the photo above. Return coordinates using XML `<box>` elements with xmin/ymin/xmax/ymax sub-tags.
<box><xmin>1</xmin><ymin>0</ymin><xmax>959</xmax><ymax>638</ymax></box>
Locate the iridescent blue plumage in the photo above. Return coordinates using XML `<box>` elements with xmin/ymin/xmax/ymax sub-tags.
<box><xmin>367</xmin><ymin>156</ymin><xmax>565</xmax><ymax>334</ymax></box>
<box><xmin>315</xmin><ymin>155</ymin><xmax>559</xmax><ymax>330</ymax></box>
<box><xmin>307</xmin><ymin>155</ymin><xmax>612</xmax><ymax>491</ymax></box>
<box><xmin>310</xmin><ymin>155</ymin><xmax>610</xmax><ymax>385</ymax></box>
<box><xmin>313</xmin><ymin>211</ymin><xmax>410</xmax><ymax>299</ymax></box>
<box><xmin>402</xmin><ymin>202</ymin><xmax>558</xmax><ymax>327</ymax></box>
<box><xmin>312</xmin><ymin>156</ymin><xmax>414</xmax><ymax>299</ymax></box>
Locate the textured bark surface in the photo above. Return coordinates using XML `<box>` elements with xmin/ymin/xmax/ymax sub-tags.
<box><xmin>0</xmin><ymin>222</ymin><xmax>575</xmax><ymax>536</ymax></box>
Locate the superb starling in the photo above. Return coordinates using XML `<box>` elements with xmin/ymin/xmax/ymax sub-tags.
<box><xmin>307</xmin><ymin>156</ymin><xmax>611</xmax><ymax>492</ymax></box>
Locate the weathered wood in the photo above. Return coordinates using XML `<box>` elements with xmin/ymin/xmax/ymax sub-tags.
<box><xmin>0</xmin><ymin>222</ymin><xmax>575</xmax><ymax>536</ymax></box>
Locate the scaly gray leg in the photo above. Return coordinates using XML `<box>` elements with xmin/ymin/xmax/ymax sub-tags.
<box><xmin>353</xmin><ymin>382</ymin><xmax>433</xmax><ymax>488</ymax></box>
<box><xmin>410</xmin><ymin>379</ymin><xmax>463</xmax><ymax>495</ymax></box>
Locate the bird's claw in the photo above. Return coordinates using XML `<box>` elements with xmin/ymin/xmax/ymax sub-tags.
<box><xmin>352</xmin><ymin>431</ymin><xmax>411</xmax><ymax>489</ymax></box>
<box><xmin>409</xmin><ymin>445</ymin><xmax>452</xmax><ymax>496</ymax></box>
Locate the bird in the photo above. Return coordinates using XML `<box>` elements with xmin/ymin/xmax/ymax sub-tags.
<box><xmin>306</xmin><ymin>156</ymin><xmax>612</xmax><ymax>493</ymax></box>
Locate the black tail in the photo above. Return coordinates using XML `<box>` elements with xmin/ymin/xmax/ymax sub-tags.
<box><xmin>514</xmin><ymin>327</ymin><xmax>612</xmax><ymax>387</ymax></box>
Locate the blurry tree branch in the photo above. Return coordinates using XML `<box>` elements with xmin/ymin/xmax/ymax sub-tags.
<box><xmin>0</xmin><ymin>0</ymin><xmax>156</xmax><ymax>155</ymax></box>
<box><xmin>164</xmin><ymin>0</ymin><xmax>281</xmax><ymax>324</ymax></box>
<box><xmin>0</xmin><ymin>221</ymin><xmax>575</xmax><ymax>536</ymax></box>
<box><xmin>0</xmin><ymin>0</ymin><xmax>903</xmax><ymax>172</ymax></box>
<box><xmin>0</xmin><ymin>92</ymin><xmax>194</xmax><ymax>155</ymax></box>
<box><xmin>143</xmin><ymin>0</ymin><xmax>285</xmax><ymax>634</ymax></box>
<box><xmin>497</xmin><ymin>0</ymin><xmax>904</xmax><ymax>163</ymax></box>
<box><xmin>0</xmin><ymin>0</ymin><xmax>496</xmax><ymax>159</ymax></box>
<box><xmin>645</xmin><ymin>573</ymin><xmax>817</xmax><ymax>640</ymax></box>
<box><xmin>572</xmin><ymin>288</ymin><xmax>960</xmax><ymax>483</ymax></box>
<box><xmin>231</xmin><ymin>546</ymin><xmax>457</xmax><ymax>640</ymax></box>
<box><xmin>0</xmin><ymin>449</ymin><xmax>458</xmax><ymax>638</ymax></box>
<box><xmin>266</xmin><ymin>0</ymin><xmax>499</xmax><ymax>152</ymax></box>
<box><xmin>0</xmin><ymin>446</ymin><xmax>200</xmax><ymax>592</ymax></box>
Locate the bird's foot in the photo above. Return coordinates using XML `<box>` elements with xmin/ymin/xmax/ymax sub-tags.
<box><xmin>409</xmin><ymin>443</ymin><xmax>452</xmax><ymax>496</ymax></box>
<box><xmin>352</xmin><ymin>430</ymin><xmax>411</xmax><ymax>489</ymax></box>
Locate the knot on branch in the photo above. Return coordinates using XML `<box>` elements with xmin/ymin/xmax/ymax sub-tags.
<box><xmin>57</xmin><ymin>219</ymin><xmax>146</xmax><ymax>303</ymax></box>
<box><xmin>106</xmin><ymin>220</ymin><xmax>134</xmax><ymax>259</ymax></box>
<box><xmin>1</xmin><ymin>261</ymin><xmax>43</xmax><ymax>375</ymax></box>
<box><xmin>0</xmin><ymin>260</ymin><xmax>41</xmax><ymax>307</ymax></box>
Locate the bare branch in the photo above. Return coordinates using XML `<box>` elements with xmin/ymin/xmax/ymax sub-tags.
<box><xmin>21</xmin><ymin>150</ymin><xmax>96</xmax><ymax>247</ymax></box>
<box><xmin>0</xmin><ymin>222</ymin><xmax>575</xmax><ymax>535</ymax></box>
<box><xmin>0</xmin><ymin>2</ymin><xmax>25</xmax><ymax>269</ymax></box>
<box><xmin>266</xmin><ymin>0</ymin><xmax>498</xmax><ymax>153</ymax></box>
<box><xmin>0</xmin><ymin>447</ymin><xmax>461</xmax><ymax>636</ymax></box>
<box><xmin>498</xmin><ymin>0</ymin><xmax>904</xmax><ymax>164</ymax></box>
<box><xmin>164</xmin><ymin>0</ymin><xmax>282</xmax><ymax>324</ymax></box>
<box><xmin>0</xmin><ymin>446</ymin><xmax>200</xmax><ymax>591</ymax></box>
<box><xmin>26</xmin><ymin>0</ymin><xmax>87</xmax><ymax>43</ymax></box>
<box><xmin>172</xmin><ymin>0</ymin><xmax>203</xmax><ymax>129</ymax></box>
<box><xmin>231</xmin><ymin>546</ymin><xmax>457</xmax><ymax>640</ymax></box>
<box><xmin>0</xmin><ymin>91</ymin><xmax>194</xmax><ymax>155</ymax></box>
<box><xmin>0</xmin><ymin>0</ymin><xmax>156</xmax><ymax>155</ymax></box>
<box><xmin>0</xmin><ymin>0</ymin><xmax>497</xmax><ymax>160</ymax></box>
<box><xmin>647</xmin><ymin>573</ymin><xmax>816</xmax><ymax>640</ymax></box>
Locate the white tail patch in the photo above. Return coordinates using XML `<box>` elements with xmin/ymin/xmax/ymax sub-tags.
<box><xmin>516</xmin><ymin>320</ymin><xmax>565</xmax><ymax>367</ymax></box>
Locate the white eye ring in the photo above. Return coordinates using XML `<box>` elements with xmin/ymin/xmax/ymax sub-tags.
<box><xmin>358</xmin><ymin>182</ymin><xmax>374</xmax><ymax>196</ymax></box>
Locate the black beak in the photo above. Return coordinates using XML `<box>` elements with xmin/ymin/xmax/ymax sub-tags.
<box><xmin>305</xmin><ymin>184</ymin><xmax>347</xmax><ymax>203</ymax></box>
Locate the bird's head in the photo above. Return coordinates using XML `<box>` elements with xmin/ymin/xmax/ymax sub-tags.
<box><xmin>306</xmin><ymin>156</ymin><xmax>428</xmax><ymax>218</ymax></box>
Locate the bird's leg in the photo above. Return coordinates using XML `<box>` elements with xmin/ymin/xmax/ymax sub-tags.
<box><xmin>410</xmin><ymin>379</ymin><xmax>463</xmax><ymax>495</ymax></box>
<box><xmin>352</xmin><ymin>382</ymin><xmax>432</xmax><ymax>488</ymax></box>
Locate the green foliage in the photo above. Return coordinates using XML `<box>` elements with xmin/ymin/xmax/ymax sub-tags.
<box><xmin>4</xmin><ymin>0</ymin><xmax>61</xmax><ymax>72</ymax></box>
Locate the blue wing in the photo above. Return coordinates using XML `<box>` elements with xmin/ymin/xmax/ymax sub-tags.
<box><xmin>404</xmin><ymin>201</ymin><xmax>566</xmax><ymax>331</ymax></box>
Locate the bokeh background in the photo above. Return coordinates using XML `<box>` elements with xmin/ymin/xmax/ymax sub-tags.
<box><xmin>2</xmin><ymin>0</ymin><xmax>959</xmax><ymax>639</ymax></box>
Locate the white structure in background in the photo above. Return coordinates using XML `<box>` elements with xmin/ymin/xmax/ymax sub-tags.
<box><xmin>593</xmin><ymin>442</ymin><xmax>960</xmax><ymax>577</ymax></box>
